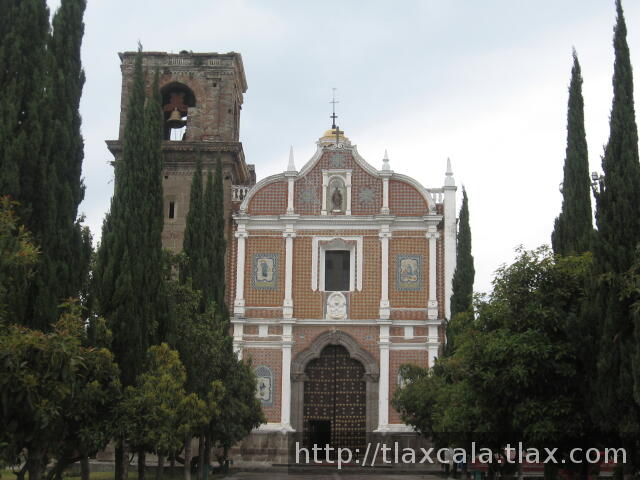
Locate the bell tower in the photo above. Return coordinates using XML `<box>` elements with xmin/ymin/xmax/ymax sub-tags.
<box><xmin>106</xmin><ymin>50</ymin><xmax>256</xmax><ymax>257</ymax></box>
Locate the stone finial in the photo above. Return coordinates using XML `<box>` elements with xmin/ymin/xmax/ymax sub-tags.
<box><xmin>382</xmin><ymin>149</ymin><xmax>390</xmax><ymax>171</ymax></box>
<box><xmin>287</xmin><ymin>146</ymin><xmax>296</xmax><ymax>172</ymax></box>
<box><xmin>445</xmin><ymin>157</ymin><xmax>455</xmax><ymax>186</ymax></box>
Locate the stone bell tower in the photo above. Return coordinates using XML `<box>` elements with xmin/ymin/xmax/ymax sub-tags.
<box><xmin>106</xmin><ymin>51</ymin><xmax>256</xmax><ymax>298</ymax></box>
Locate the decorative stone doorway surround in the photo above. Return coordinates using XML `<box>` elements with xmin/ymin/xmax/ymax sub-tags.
<box><xmin>290</xmin><ymin>330</ymin><xmax>380</xmax><ymax>433</ymax></box>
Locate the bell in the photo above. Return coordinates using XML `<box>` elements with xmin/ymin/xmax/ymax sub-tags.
<box><xmin>166</xmin><ymin>108</ymin><xmax>186</xmax><ymax>129</ymax></box>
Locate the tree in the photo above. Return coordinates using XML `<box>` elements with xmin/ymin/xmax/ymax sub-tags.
<box><xmin>394</xmin><ymin>248</ymin><xmax>597</xmax><ymax>477</ymax></box>
<box><xmin>204</xmin><ymin>160</ymin><xmax>227</xmax><ymax>316</ymax></box>
<box><xmin>447</xmin><ymin>187</ymin><xmax>474</xmax><ymax>355</ymax></box>
<box><xmin>591</xmin><ymin>0</ymin><xmax>640</xmax><ymax>469</ymax></box>
<box><xmin>181</xmin><ymin>159</ymin><xmax>205</xmax><ymax>295</ymax></box>
<box><xmin>0</xmin><ymin>198</ymin><xmax>39</xmax><ymax>324</ymax></box>
<box><xmin>0</xmin><ymin>0</ymin><xmax>91</xmax><ymax>330</ymax></box>
<box><xmin>94</xmin><ymin>47</ymin><xmax>166</xmax><ymax>480</ymax></box>
<box><xmin>209</xmin><ymin>353</ymin><xmax>264</xmax><ymax>467</ymax></box>
<box><xmin>552</xmin><ymin>50</ymin><xmax>593</xmax><ymax>256</ymax></box>
<box><xmin>0</xmin><ymin>305</ymin><xmax>120</xmax><ymax>480</ymax></box>
<box><xmin>44</xmin><ymin>0</ymin><xmax>92</xmax><ymax>320</ymax></box>
<box><xmin>117</xmin><ymin>343</ymin><xmax>219</xmax><ymax>480</ymax></box>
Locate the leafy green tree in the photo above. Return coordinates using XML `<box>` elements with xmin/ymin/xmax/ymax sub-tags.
<box><xmin>0</xmin><ymin>305</ymin><xmax>120</xmax><ymax>480</ymax></box>
<box><xmin>552</xmin><ymin>50</ymin><xmax>593</xmax><ymax>256</ymax></box>
<box><xmin>447</xmin><ymin>187</ymin><xmax>474</xmax><ymax>355</ymax></box>
<box><xmin>591</xmin><ymin>0</ymin><xmax>640</xmax><ymax>467</ymax></box>
<box><xmin>209</xmin><ymin>353</ymin><xmax>264</xmax><ymax>466</ymax></box>
<box><xmin>395</xmin><ymin>248</ymin><xmax>597</xmax><ymax>476</ymax></box>
<box><xmin>117</xmin><ymin>343</ymin><xmax>219</xmax><ymax>480</ymax></box>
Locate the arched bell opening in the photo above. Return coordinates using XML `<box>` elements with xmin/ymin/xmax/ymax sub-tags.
<box><xmin>161</xmin><ymin>82</ymin><xmax>196</xmax><ymax>141</ymax></box>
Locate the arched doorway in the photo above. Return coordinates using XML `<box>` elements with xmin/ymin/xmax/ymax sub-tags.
<box><xmin>303</xmin><ymin>345</ymin><xmax>366</xmax><ymax>453</ymax></box>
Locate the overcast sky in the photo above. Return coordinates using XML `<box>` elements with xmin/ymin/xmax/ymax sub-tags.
<box><xmin>47</xmin><ymin>0</ymin><xmax>640</xmax><ymax>294</ymax></box>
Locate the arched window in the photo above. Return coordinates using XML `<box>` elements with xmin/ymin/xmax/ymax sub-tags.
<box><xmin>161</xmin><ymin>82</ymin><xmax>196</xmax><ymax>141</ymax></box>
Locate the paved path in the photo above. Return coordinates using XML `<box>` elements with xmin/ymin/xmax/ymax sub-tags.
<box><xmin>224</xmin><ymin>472</ymin><xmax>443</xmax><ymax>480</ymax></box>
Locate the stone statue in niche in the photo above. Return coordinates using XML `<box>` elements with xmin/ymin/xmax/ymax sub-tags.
<box><xmin>331</xmin><ymin>186</ymin><xmax>343</xmax><ymax>211</ymax></box>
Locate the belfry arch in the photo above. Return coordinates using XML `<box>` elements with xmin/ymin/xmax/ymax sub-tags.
<box><xmin>290</xmin><ymin>330</ymin><xmax>379</xmax><ymax>434</ymax></box>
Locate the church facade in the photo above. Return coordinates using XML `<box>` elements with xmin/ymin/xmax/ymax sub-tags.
<box><xmin>231</xmin><ymin>128</ymin><xmax>457</xmax><ymax>459</ymax></box>
<box><xmin>108</xmin><ymin>50</ymin><xmax>458</xmax><ymax>462</ymax></box>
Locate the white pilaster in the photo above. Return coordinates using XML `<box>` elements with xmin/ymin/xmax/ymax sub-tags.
<box><xmin>321</xmin><ymin>173</ymin><xmax>328</xmax><ymax>215</ymax></box>
<box><xmin>426</xmin><ymin>225</ymin><xmax>440</xmax><ymax>320</ymax></box>
<box><xmin>285</xmin><ymin>147</ymin><xmax>297</xmax><ymax>214</ymax></box>
<box><xmin>428</xmin><ymin>324</ymin><xmax>439</xmax><ymax>367</ymax></box>
<box><xmin>377</xmin><ymin>322</ymin><xmax>391</xmax><ymax>431</ymax></box>
<box><xmin>234</xmin><ymin>225</ymin><xmax>248</xmax><ymax>317</ymax></box>
<box><xmin>379</xmin><ymin>226</ymin><xmax>391</xmax><ymax>319</ymax></box>
<box><xmin>283</xmin><ymin>225</ymin><xmax>296</xmax><ymax>319</ymax></box>
<box><xmin>345</xmin><ymin>171</ymin><xmax>352</xmax><ymax>215</ymax></box>
<box><xmin>380</xmin><ymin>151</ymin><xmax>392</xmax><ymax>214</ymax></box>
<box><xmin>232</xmin><ymin>321</ymin><xmax>244</xmax><ymax>359</ymax></box>
<box><xmin>443</xmin><ymin>159</ymin><xmax>457</xmax><ymax>320</ymax></box>
<box><xmin>280</xmin><ymin>321</ymin><xmax>294</xmax><ymax>431</ymax></box>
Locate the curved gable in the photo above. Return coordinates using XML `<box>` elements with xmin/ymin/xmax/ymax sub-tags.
<box><xmin>247</xmin><ymin>180</ymin><xmax>287</xmax><ymax>215</ymax></box>
<box><xmin>389</xmin><ymin>179</ymin><xmax>429</xmax><ymax>216</ymax></box>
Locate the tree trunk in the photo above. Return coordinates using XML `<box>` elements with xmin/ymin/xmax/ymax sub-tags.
<box><xmin>203</xmin><ymin>435</ymin><xmax>211</xmax><ymax>480</ymax></box>
<box><xmin>81</xmin><ymin>456</ymin><xmax>90</xmax><ymax>480</ymax></box>
<box><xmin>138</xmin><ymin>448</ymin><xmax>146</xmax><ymax>480</ymax></box>
<box><xmin>27</xmin><ymin>449</ymin><xmax>44</xmax><ymax>480</ymax></box>
<box><xmin>115</xmin><ymin>440</ymin><xmax>126</xmax><ymax>480</ymax></box>
<box><xmin>197</xmin><ymin>434</ymin><xmax>205</xmax><ymax>480</ymax></box>
<box><xmin>184</xmin><ymin>437</ymin><xmax>192</xmax><ymax>480</ymax></box>
<box><xmin>15</xmin><ymin>463</ymin><xmax>28</xmax><ymax>480</ymax></box>
<box><xmin>156</xmin><ymin>454</ymin><xmax>165</xmax><ymax>480</ymax></box>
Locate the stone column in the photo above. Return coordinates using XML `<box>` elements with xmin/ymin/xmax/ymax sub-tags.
<box><xmin>379</xmin><ymin>226</ymin><xmax>391</xmax><ymax>319</ymax></box>
<box><xmin>376</xmin><ymin>322</ymin><xmax>391</xmax><ymax>431</ymax></box>
<box><xmin>283</xmin><ymin>226</ymin><xmax>296</xmax><ymax>319</ymax></box>
<box><xmin>281</xmin><ymin>321</ymin><xmax>294</xmax><ymax>431</ymax></box>
<box><xmin>426</xmin><ymin>226</ymin><xmax>440</xmax><ymax>320</ymax></box>
<box><xmin>234</xmin><ymin>226</ymin><xmax>248</xmax><ymax>317</ymax></box>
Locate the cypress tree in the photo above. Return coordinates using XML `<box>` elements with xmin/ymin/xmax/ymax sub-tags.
<box><xmin>181</xmin><ymin>159</ymin><xmax>205</xmax><ymax>295</ymax></box>
<box><xmin>0</xmin><ymin>0</ymin><xmax>51</xmax><ymax>219</ymax></box>
<box><xmin>592</xmin><ymin>0</ymin><xmax>640</xmax><ymax>460</ymax></box>
<box><xmin>49</xmin><ymin>0</ymin><xmax>91</xmax><ymax>297</ymax></box>
<box><xmin>552</xmin><ymin>50</ymin><xmax>593</xmax><ymax>256</ymax></box>
<box><xmin>204</xmin><ymin>159</ymin><xmax>227</xmax><ymax>317</ymax></box>
<box><xmin>449</xmin><ymin>187</ymin><xmax>474</xmax><ymax>318</ymax></box>
<box><xmin>0</xmin><ymin>0</ymin><xmax>90</xmax><ymax>330</ymax></box>
<box><xmin>446</xmin><ymin>187</ymin><xmax>474</xmax><ymax>355</ymax></box>
<box><xmin>95</xmin><ymin>48</ymin><xmax>165</xmax><ymax>387</ymax></box>
<box><xmin>0</xmin><ymin>0</ymin><xmax>53</xmax><ymax>329</ymax></box>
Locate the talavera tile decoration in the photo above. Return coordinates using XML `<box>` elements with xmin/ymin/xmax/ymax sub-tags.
<box><xmin>396</xmin><ymin>254</ymin><xmax>423</xmax><ymax>291</ymax></box>
<box><xmin>252</xmin><ymin>253</ymin><xmax>279</xmax><ymax>290</ymax></box>
<box><xmin>254</xmin><ymin>365</ymin><xmax>274</xmax><ymax>406</ymax></box>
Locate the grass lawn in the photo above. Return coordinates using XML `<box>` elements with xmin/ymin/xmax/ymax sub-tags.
<box><xmin>1</xmin><ymin>470</ymin><xmax>225</xmax><ymax>480</ymax></box>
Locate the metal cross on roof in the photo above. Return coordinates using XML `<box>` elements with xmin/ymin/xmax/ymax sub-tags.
<box><xmin>329</xmin><ymin>88</ymin><xmax>343</xmax><ymax>145</ymax></box>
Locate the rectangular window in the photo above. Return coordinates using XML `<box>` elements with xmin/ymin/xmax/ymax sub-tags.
<box><xmin>168</xmin><ymin>201</ymin><xmax>175</xmax><ymax>219</ymax></box>
<box><xmin>325</xmin><ymin>250</ymin><xmax>350</xmax><ymax>291</ymax></box>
